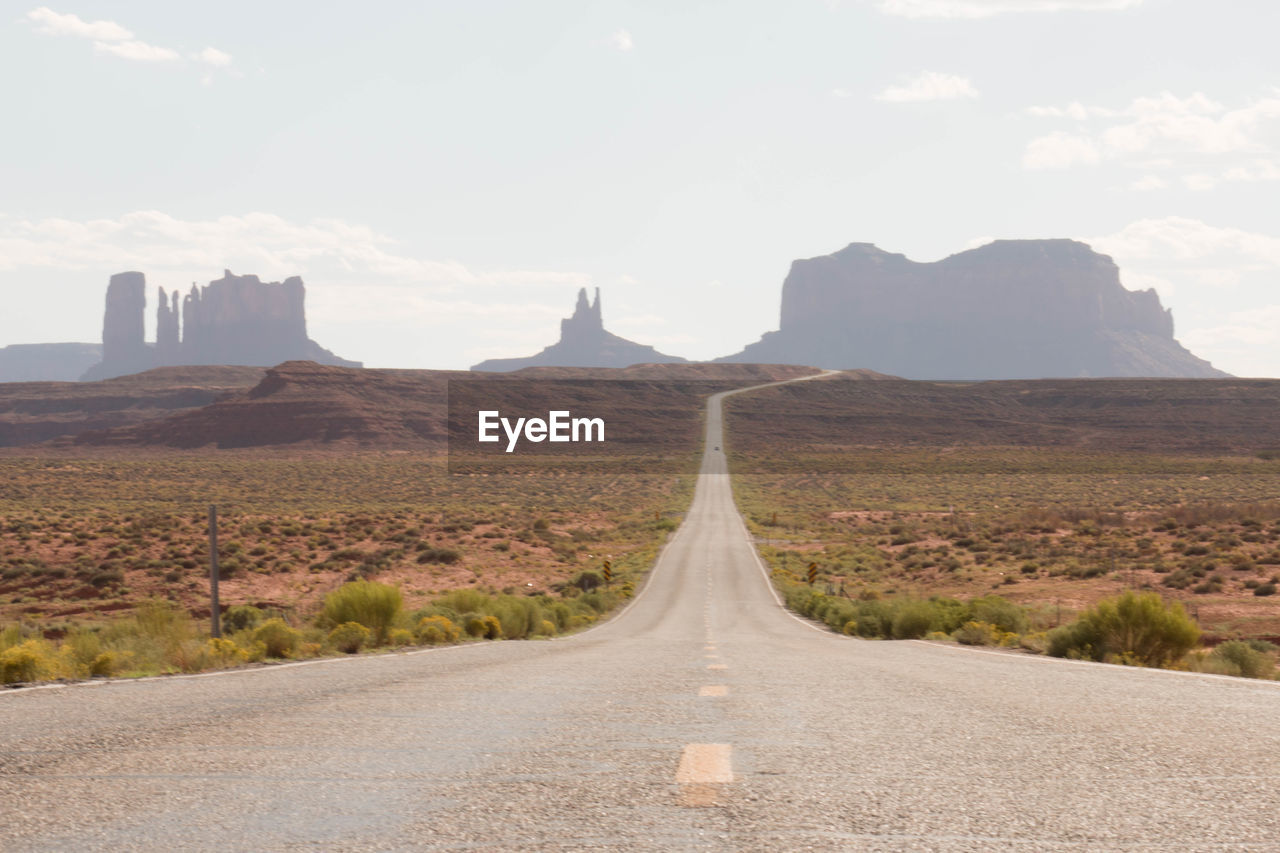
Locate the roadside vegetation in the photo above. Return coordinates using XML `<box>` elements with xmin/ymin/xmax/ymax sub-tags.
<box><xmin>0</xmin><ymin>452</ymin><xmax>688</xmax><ymax>685</ymax></box>
<box><xmin>737</xmin><ymin>446</ymin><xmax>1280</xmax><ymax>680</ymax></box>
<box><xmin>1</xmin><ymin>572</ymin><xmax>640</xmax><ymax>684</ymax></box>
<box><xmin>772</xmin><ymin>568</ymin><xmax>1279</xmax><ymax>679</ymax></box>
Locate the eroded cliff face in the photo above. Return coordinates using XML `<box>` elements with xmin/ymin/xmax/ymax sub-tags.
<box><xmin>180</xmin><ymin>271</ymin><xmax>311</xmax><ymax>367</ymax></box>
<box><xmin>81</xmin><ymin>270</ymin><xmax>359</xmax><ymax>381</ymax></box>
<box><xmin>90</xmin><ymin>272</ymin><xmax>151</xmax><ymax>380</ymax></box>
<box><xmin>723</xmin><ymin>239</ymin><xmax>1225</xmax><ymax>379</ymax></box>
<box><xmin>471</xmin><ymin>287</ymin><xmax>687</xmax><ymax>371</ymax></box>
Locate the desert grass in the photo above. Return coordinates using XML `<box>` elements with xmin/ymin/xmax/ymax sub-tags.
<box><xmin>734</xmin><ymin>447</ymin><xmax>1280</xmax><ymax>658</ymax></box>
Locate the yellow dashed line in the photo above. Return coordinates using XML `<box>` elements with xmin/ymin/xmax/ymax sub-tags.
<box><xmin>676</xmin><ymin>743</ymin><xmax>733</xmax><ymax>807</ymax></box>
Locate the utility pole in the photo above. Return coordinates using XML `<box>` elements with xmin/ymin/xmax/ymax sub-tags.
<box><xmin>209</xmin><ymin>504</ymin><xmax>221</xmax><ymax>639</ymax></box>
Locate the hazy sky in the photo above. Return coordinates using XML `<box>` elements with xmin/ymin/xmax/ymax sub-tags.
<box><xmin>3</xmin><ymin>1</ymin><xmax>1278</xmax><ymax>375</ymax></box>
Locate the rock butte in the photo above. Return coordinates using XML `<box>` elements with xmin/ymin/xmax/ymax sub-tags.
<box><xmin>471</xmin><ymin>287</ymin><xmax>687</xmax><ymax>372</ymax></box>
<box><xmin>718</xmin><ymin>239</ymin><xmax>1225</xmax><ymax>379</ymax></box>
<box><xmin>82</xmin><ymin>270</ymin><xmax>360</xmax><ymax>381</ymax></box>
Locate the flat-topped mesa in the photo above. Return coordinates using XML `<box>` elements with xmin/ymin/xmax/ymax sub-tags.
<box><xmin>81</xmin><ymin>270</ymin><xmax>360</xmax><ymax>381</ymax></box>
<box><xmin>472</xmin><ymin>287</ymin><xmax>686</xmax><ymax>371</ymax></box>
<box><xmin>721</xmin><ymin>238</ymin><xmax>1223</xmax><ymax>379</ymax></box>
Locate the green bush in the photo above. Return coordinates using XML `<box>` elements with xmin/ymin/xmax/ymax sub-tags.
<box><xmin>953</xmin><ymin>621</ymin><xmax>999</xmax><ymax>646</ymax></box>
<box><xmin>62</xmin><ymin>627</ymin><xmax>104</xmax><ymax>675</ymax></box>
<box><xmin>572</xmin><ymin>570</ymin><xmax>603</xmax><ymax>592</ymax></box>
<box><xmin>416</xmin><ymin>547</ymin><xmax>461</xmax><ymax>565</ymax></box>
<box><xmin>328</xmin><ymin>622</ymin><xmax>371</xmax><ymax>654</ymax></box>
<box><xmin>0</xmin><ymin>624</ymin><xmax>24</xmax><ymax>652</ymax></box>
<box><xmin>321</xmin><ymin>579</ymin><xmax>403</xmax><ymax>644</ymax></box>
<box><xmin>1211</xmin><ymin>640</ymin><xmax>1274</xmax><ymax>679</ymax></box>
<box><xmin>252</xmin><ymin>618</ymin><xmax>300</xmax><ymax>659</ymax></box>
<box><xmin>223</xmin><ymin>605</ymin><xmax>265</xmax><ymax>633</ymax></box>
<box><xmin>967</xmin><ymin>595</ymin><xmax>1027</xmax><ymax>634</ymax></box>
<box><xmin>891</xmin><ymin>601</ymin><xmax>935</xmax><ymax>639</ymax></box>
<box><xmin>488</xmin><ymin>596</ymin><xmax>543</xmax><ymax>640</ymax></box>
<box><xmin>1047</xmin><ymin>591</ymin><xmax>1199</xmax><ymax>668</ymax></box>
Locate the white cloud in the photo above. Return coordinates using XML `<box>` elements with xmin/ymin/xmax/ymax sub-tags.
<box><xmin>609</xmin><ymin>29</ymin><xmax>633</xmax><ymax>51</ymax></box>
<box><xmin>26</xmin><ymin>7</ymin><xmax>131</xmax><ymax>41</ymax></box>
<box><xmin>1085</xmin><ymin>218</ymin><xmax>1280</xmax><ymax>376</ymax></box>
<box><xmin>1027</xmin><ymin>102</ymin><xmax>1117</xmax><ymax>120</ymax></box>
<box><xmin>1129</xmin><ymin>174</ymin><xmax>1166</xmax><ymax>191</ymax></box>
<box><xmin>0</xmin><ymin>211</ymin><xmax>590</xmax><ymax>291</ymax></box>
<box><xmin>1100</xmin><ymin>92</ymin><xmax>1274</xmax><ymax>156</ymax></box>
<box><xmin>877</xmin><ymin>0</ymin><xmax>1143</xmax><ymax>18</ymax></box>
<box><xmin>27</xmin><ymin>6</ymin><xmax>229</xmax><ymax>68</ymax></box>
<box><xmin>94</xmin><ymin>40</ymin><xmax>179</xmax><ymax>62</ymax></box>
<box><xmin>874</xmin><ymin>71</ymin><xmax>978</xmax><ymax>103</ymax></box>
<box><xmin>1181</xmin><ymin>306</ymin><xmax>1280</xmax><ymax>378</ymax></box>
<box><xmin>1087</xmin><ymin>217</ymin><xmax>1280</xmax><ymax>268</ymax></box>
<box><xmin>1224</xmin><ymin>159</ymin><xmax>1280</xmax><ymax>183</ymax></box>
<box><xmin>831</xmin><ymin>88</ymin><xmax>854</xmax><ymax>99</ymax></box>
<box><xmin>1182</xmin><ymin>173</ymin><xmax>1217</xmax><ymax>191</ymax></box>
<box><xmin>195</xmin><ymin>46</ymin><xmax>233</xmax><ymax>67</ymax></box>
<box><xmin>1022</xmin><ymin>131</ymin><xmax>1100</xmax><ymax>169</ymax></box>
<box><xmin>1021</xmin><ymin>91</ymin><xmax>1280</xmax><ymax>180</ymax></box>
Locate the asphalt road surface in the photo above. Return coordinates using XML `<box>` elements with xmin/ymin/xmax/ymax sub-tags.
<box><xmin>4</xmin><ymin>377</ymin><xmax>1280</xmax><ymax>851</ymax></box>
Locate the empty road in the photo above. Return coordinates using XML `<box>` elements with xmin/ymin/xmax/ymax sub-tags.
<box><xmin>4</xmin><ymin>377</ymin><xmax>1280</xmax><ymax>851</ymax></box>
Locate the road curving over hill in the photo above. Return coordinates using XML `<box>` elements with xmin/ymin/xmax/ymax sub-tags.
<box><xmin>3</xmin><ymin>371</ymin><xmax>1279</xmax><ymax>851</ymax></box>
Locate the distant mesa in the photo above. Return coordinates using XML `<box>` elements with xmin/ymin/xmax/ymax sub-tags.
<box><xmin>0</xmin><ymin>343</ymin><xmax>102</xmax><ymax>383</ymax></box>
<box><xmin>81</xmin><ymin>270</ymin><xmax>361</xmax><ymax>381</ymax></box>
<box><xmin>719</xmin><ymin>239</ymin><xmax>1226</xmax><ymax>379</ymax></box>
<box><xmin>471</xmin><ymin>287</ymin><xmax>687</xmax><ymax>372</ymax></box>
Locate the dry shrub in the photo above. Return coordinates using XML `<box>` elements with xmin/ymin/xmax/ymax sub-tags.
<box><xmin>0</xmin><ymin>639</ymin><xmax>50</xmax><ymax>684</ymax></box>
<box><xmin>415</xmin><ymin>615</ymin><xmax>461</xmax><ymax>644</ymax></box>
<box><xmin>252</xmin><ymin>618</ymin><xmax>300</xmax><ymax>659</ymax></box>
<box><xmin>1207</xmin><ymin>640</ymin><xmax>1275</xmax><ymax>679</ymax></box>
<box><xmin>953</xmin><ymin>621</ymin><xmax>999</xmax><ymax>646</ymax></box>
<box><xmin>321</xmin><ymin>580</ymin><xmax>403</xmax><ymax>645</ymax></box>
<box><xmin>328</xmin><ymin>622</ymin><xmax>371</xmax><ymax>654</ymax></box>
<box><xmin>1048</xmin><ymin>591</ymin><xmax>1199</xmax><ymax>668</ymax></box>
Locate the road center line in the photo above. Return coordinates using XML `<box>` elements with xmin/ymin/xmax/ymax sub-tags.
<box><xmin>699</xmin><ymin>685</ymin><xmax>728</xmax><ymax>697</ymax></box>
<box><xmin>676</xmin><ymin>743</ymin><xmax>733</xmax><ymax>806</ymax></box>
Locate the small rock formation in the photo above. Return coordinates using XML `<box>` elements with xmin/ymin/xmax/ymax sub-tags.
<box><xmin>719</xmin><ymin>239</ymin><xmax>1226</xmax><ymax>379</ymax></box>
<box><xmin>471</xmin><ymin>287</ymin><xmax>687</xmax><ymax>371</ymax></box>
<box><xmin>81</xmin><ymin>270</ymin><xmax>360</xmax><ymax>380</ymax></box>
